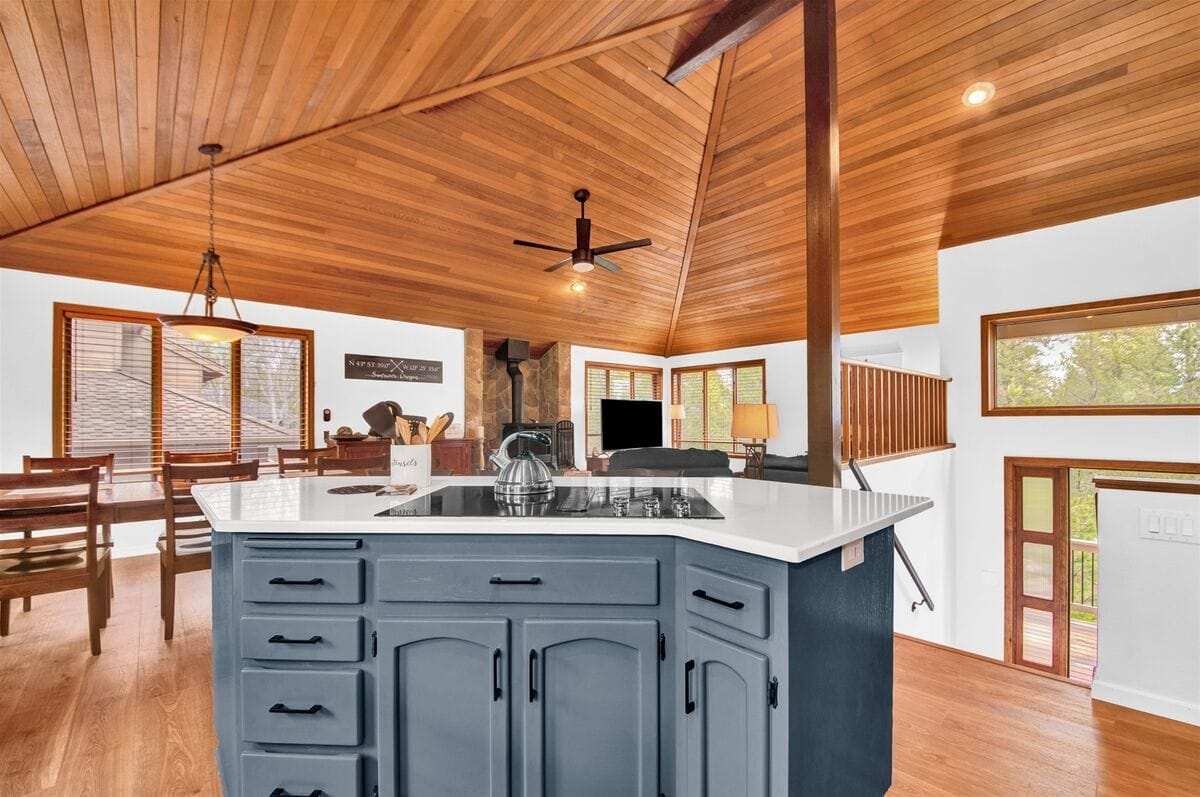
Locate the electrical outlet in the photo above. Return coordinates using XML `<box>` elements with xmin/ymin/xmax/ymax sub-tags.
<box><xmin>841</xmin><ymin>538</ymin><xmax>865</xmax><ymax>571</ymax></box>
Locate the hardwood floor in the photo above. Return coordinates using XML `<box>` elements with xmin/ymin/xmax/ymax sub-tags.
<box><xmin>2</xmin><ymin>554</ymin><xmax>1198</xmax><ymax>796</ymax></box>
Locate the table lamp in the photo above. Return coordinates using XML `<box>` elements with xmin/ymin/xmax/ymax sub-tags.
<box><xmin>732</xmin><ymin>403</ymin><xmax>778</xmax><ymax>479</ymax></box>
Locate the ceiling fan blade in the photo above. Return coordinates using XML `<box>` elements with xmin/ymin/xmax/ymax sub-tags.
<box><xmin>514</xmin><ymin>239</ymin><xmax>572</xmax><ymax>254</ymax></box>
<box><xmin>594</xmin><ymin>256</ymin><xmax>622</xmax><ymax>273</ymax></box>
<box><xmin>543</xmin><ymin>257</ymin><xmax>573</xmax><ymax>273</ymax></box>
<box><xmin>592</xmin><ymin>238</ymin><xmax>652</xmax><ymax>256</ymax></box>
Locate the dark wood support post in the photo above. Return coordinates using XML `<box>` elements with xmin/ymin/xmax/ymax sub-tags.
<box><xmin>805</xmin><ymin>0</ymin><xmax>842</xmax><ymax>487</ymax></box>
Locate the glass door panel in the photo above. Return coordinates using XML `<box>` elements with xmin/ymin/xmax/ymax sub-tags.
<box><xmin>1021</xmin><ymin>476</ymin><xmax>1055</xmax><ymax>532</ymax></box>
<box><xmin>1021</xmin><ymin>542</ymin><xmax>1053</xmax><ymax>600</ymax></box>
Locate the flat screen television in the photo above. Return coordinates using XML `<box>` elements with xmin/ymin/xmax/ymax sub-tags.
<box><xmin>600</xmin><ymin>399</ymin><xmax>663</xmax><ymax>451</ymax></box>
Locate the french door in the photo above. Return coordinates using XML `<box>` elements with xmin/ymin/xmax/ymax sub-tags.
<box><xmin>1006</xmin><ymin>464</ymin><xmax>1070</xmax><ymax>675</ymax></box>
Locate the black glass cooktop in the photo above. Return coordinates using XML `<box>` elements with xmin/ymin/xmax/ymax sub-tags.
<box><xmin>375</xmin><ymin>485</ymin><xmax>724</xmax><ymax>520</ymax></box>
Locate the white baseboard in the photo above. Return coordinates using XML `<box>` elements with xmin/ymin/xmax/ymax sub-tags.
<box><xmin>1091</xmin><ymin>679</ymin><xmax>1200</xmax><ymax>727</ymax></box>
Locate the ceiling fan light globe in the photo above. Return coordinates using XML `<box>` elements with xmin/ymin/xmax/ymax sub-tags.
<box><xmin>572</xmin><ymin>260</ymin><xmax>594</xmax><ymax>273</ymax></box>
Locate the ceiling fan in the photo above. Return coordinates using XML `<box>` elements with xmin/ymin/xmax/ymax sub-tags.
<box><xmin>513</xmin><ymin>189</ymin><xmax>651</xmax><ymax>273</ymax></box>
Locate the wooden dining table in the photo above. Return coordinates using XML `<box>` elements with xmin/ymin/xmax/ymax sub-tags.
<box><xmin>0</xmin><ymin>480</ymin><xmax>167</xmax><ymax>524</ymax></box>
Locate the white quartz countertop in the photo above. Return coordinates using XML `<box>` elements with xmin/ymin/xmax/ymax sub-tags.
<box><xmin>193</xmin><ymin>475</ymin><xmax>932</xmax><ymax>564</ymax></box>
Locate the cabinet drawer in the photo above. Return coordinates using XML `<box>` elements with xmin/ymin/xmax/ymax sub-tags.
<box><xmin>377</xmin><ymin>556</ymin><xmax>659</xmax><ymax>605</ymax></box>
<box><xmin>241</xmin><ymin>615</ymin><xmax>362</xmax><ymax>662</ymax></box>
<box><xmin>241</xmin><ymin>668</ymin><xmax>362</xmax><ymax>746</ymax></box>
<box><xmin>241</xmin><ymin>752</ymin><xmax>361</xmax><ymax>797</ymax></box>
<box><xmin>242</xmin><ymin>558</ymin><xmax>363</xmax><ymax>604</ymax></box>
<box><xmin>684</xmin><ymin>565</ymin><xmax>770</xmax><ymax>638</ymax></box>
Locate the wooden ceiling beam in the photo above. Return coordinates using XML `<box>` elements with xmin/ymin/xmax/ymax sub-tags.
<box><xmin>0</xmin><ymin>2</ymin><xmax>723</xmax><ymax>245</ymax></box>
<box><xmin>664</xmin><ymin>49</ymin><xmax>736</xmax><ymax>355</ymax></box>
<box><xmin>665</xmin><ymin>0</ymin><xmax>799</xmax><ymax>85</ymax></box>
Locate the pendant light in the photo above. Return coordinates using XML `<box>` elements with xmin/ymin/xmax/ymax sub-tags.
<box><xmin>159</xmin><ymin>143</ymin><xmax>259</xmax><ymax>343</ymax></box>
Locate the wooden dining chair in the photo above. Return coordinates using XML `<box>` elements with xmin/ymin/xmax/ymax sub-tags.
<box><xmin>163</xmin><ymin>450</ymin><xmax>238</xmax><ymax>465</ymax></box>
<box><xmin>0</xmin><ymin>468</ymin><xmax>109</xmax><ymax>655</ymax></box>
<box><xmin>160</xmin><ymin>460</ymin><xmax>258</xmax><ymax>640</ymax></box>
<box><xmin>21</xmin><ymin>453</ymin><xmax>116</xmax><ymax>613</ymax></box>
<box><xmin>277</xmin><ymin>446</ymin><xmax>336</xmax><ymax>476</ymax></box>
<box><xmin>316</xmin><ymin>454</ymin><xmax>390</xmax><ymax>476</ymax></box>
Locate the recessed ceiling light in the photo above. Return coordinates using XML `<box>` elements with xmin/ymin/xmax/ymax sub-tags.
<box><xmin>962</xmin><ymin>81</ymin><xmax>995</xmax><ymax>107</ymax></box>
<box><xmin>569</xmin><ymin>280</ymin><xmax>587</xmax><ymax>293</ymax></box>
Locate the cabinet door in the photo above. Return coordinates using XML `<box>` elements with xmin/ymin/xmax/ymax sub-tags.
<box><xmin>684</xmin><ymin>628</ymin><xmax>769</xmax><ymax>797</ymax></box>
<box><xmin>523</xmin><ymin>619</ymin><xmax>659</xmax><ymax>797</ymax></box>
<box><xmin>377</xmin><ymin>618</ymin><xmax>509</xmax><ymax>797</ymax></box>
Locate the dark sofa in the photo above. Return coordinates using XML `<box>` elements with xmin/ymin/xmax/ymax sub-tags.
<box><xmin>762</xmin><ymin>453</ymin><xmax>809</xmax><ymax>484</ymax></box>
<box><xmin>607</xmin><ymin>447</ymin><xmax>733</xmax><ymax>477</ymax></box>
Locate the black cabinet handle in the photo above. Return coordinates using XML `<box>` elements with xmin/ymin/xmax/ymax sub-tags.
<box><xmin>692</xmin><ymin>589</ymin><xmax>745</xmax><ymax>610</ymax></box>
<box><xmin>269</xmin><ymin>790</ymin><xmax>322</xmax><ymax>797</ymax></box>
<box><xmin>493</xmin><ymin>648</ymin><xmax>503</xmax><ymax>701</ymax></box>
<box><xmin>268</xmin><ymin>634</ymin><xmax>322</xmax><ymax>645</ymax></box>
<box><xmin>269</xmin><ymin>703</ymin><xmax>323</xmax><ymax>715</ymax></box>
<box><xmin>489</xmin><ymin>576</ymin><xmax>541</xmax><ymax>585</ymax></box>
<box><xmin>684</xmin><ymin>659</ymin><xmax>696</xmax><ymax>714</ymax></box>
<box><xmin>269</xmin><ymin>576</ymin><xmax>324</xmax><ymax>586</ymax></box>
<box><xmin>528</xmin><ymin>649</ymin><xmax>538</xmax><ymax>702</ymax></box>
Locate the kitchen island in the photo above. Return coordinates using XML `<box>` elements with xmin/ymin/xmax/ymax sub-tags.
<box><xmin>196</xmin><ymin>475</ymin><xmax>931</xmax><ymax>797</ymax></box>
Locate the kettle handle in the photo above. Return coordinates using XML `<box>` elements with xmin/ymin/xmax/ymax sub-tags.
<box><xmin>491</xmin><ymin>431</ymin><xmax>552</xmax><ymax>468</ymax></box>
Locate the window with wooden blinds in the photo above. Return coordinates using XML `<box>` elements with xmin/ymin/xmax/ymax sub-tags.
<box><xmin>54</xmin><ymin>304</ymin><xmax>313</xmax><ymax>473</ymax></box>
<box><xmin>671</xmin><ymin>360</ymin><xmax>766</xmax><ymax>454</ymax></box>
<box><xmin>584</xmin><ymin>361</ymin><xmax>663</xmax><ymax>455</ymax></box>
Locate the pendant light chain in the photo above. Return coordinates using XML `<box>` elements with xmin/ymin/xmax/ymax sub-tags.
<box><xmin>208</xmin><ymin>148</ymin><xmax>216</xmax><ymax>252</ymax></box>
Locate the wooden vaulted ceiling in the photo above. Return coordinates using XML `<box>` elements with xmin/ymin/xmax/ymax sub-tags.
<box><xmin>0</xmin><ymin>0</ymin><xmax>1198</xmax><ymax>356</ymax></box>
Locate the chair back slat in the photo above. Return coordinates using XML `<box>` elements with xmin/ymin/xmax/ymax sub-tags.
<box><xmin>0</xmin><ymin>468</ymin><xmax>100</xmax><ymax>572</ymax></box>
<box><xmin>161</xmin><ymin>461</ymin><xmax>258</xmax><ymax>561</ymax></box>
<box><xmin>24</xmin><ymin>453</ymin><xmax>115</xmax><ymax>483</ymax></box>
<box><xmin>317</xmin><ymin>454</ymin><xmax>389</xmax><ymax>476</ymax></box>
<box><xmin>163</xmin><ymin>450</ymin><xmax>238</xmax><ymax>465</ymax></box>
<box><xmin>278</xmin><ymin>446</ymin><xmax>336</xmax><ymax>475</ymax></box>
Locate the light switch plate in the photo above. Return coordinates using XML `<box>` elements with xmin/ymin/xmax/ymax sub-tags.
<box><xmin>841</xmin><ymin>538</ymin><xmax>865</xmax><ymax>571</ymax></box>
<box><xmin>1140</xmin><ymin>507</ymin><xmax>1200</xmax><ymax>545</ymax></box>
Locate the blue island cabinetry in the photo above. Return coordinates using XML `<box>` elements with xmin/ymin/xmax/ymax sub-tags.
<box><xmin>212</xmin><ymin>529</ymin><xmax>895</xmax><ymax>797</ymax></box>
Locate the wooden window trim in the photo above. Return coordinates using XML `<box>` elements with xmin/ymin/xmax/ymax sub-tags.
<box><xmin>583</xmin><ymin>361</ymin><xmax>664</xmax><ymax>453</ymax></box>
<box><xmin>670</xmin><ymin>358</ymin><xmax>767</xmax><ymax>454</ymax></box>
<box><xmin>53</xmin><ymin>303</ymin><xmax>314</xmax><ymax>473</ymax></box>
<box><xmin>981</xmin><ymin>289</ymin><xmax>1200</xmax><ymax>417</ymax></box>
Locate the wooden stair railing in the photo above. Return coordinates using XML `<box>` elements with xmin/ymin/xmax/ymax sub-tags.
<box><xmin>840</xmin><ymin>359</ymin><xmax>953</xmax><ymax>464</ymax></box>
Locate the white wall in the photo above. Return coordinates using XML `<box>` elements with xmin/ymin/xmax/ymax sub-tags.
<box><xmin>938</xmin><ymin>197</ymin><xmax>1200</xmax><ymax>659</ymax></box>
<box><xmin>0</xmin><ymin>268</ymin><xmax>465</xmax><ymax>555</ymax></box>
<box><xmin>1092</xmin><ymin>486</ymin><xmax>1200</xmax><ymax>726</ymax></box>
<box><xmin>569</xmin><ymin>344</ymin><xmax>668</xmax><ymax>460</ymax></box>
<box><xmin>852</xmin><ymin>448</ymin><xmax>955</xmax><ymax>644</ymax></box>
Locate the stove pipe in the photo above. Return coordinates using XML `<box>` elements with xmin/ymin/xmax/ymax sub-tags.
<box><xmin>495</xmin><ymin>339</ymin><xmax>530</xmax><ymax>424</ymax></box>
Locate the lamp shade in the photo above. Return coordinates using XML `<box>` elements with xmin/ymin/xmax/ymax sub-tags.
<box><xmin>668</xmin><ymin>404</ymin><xmax>687</xmax><ymax>421</ymax></box>
<box><xmin>732</xmin><ymin>403</ymin><xmax>779</xmax><ymax>440</ymax></box>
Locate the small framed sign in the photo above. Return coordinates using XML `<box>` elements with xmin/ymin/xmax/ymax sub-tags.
<box><xmin>344</xmin><ymin>353</ymin><xmax>443</xmax><ymax>383</ymax></box>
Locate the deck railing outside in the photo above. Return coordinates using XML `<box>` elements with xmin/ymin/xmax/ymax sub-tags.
<box><xmin>1070</xmin><ymin>538</ymin><xmax>1098</xmax><ymax>619</ymax></box>
<box><xmin>841</xmin><ymin>359</ymin><xmax>953</xmax><ymax>464</ymax></box>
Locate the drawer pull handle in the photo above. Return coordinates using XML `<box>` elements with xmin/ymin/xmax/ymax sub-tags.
<box><xmin>684</xmin><ymin>659</ymin><xmax>696</xmax><ymax>714</ymax></box>
<box><xmin>269</xmin><ymin>702</ymin><xmax>323</xmax><ymax>715</ymax></box>
<box><xmin>268</xmin><ymin>634</ymin><xmax>322</xmax><ymax>645</ymax></box>
<box><xmin>493</xmin><ymin>648</ymin><xmax>503</xmax><ymax>701</ymax></box>
<box><xmin>692</xmin><ymin>589</ymin><xmax>745</xmax><ymax>610</ymax></box>
<box><xmin>490</xmin><ymin>576</ymin><xmax>541</xmax><ymax>585</ymax></box>
<box><xmin>269</xmin><ymin>790</ymin><xmax>322</xmax><ymax>797</ymax></box>
<box><xmin>268</xmin><ymin>577</ymin><xmax>324</xmax><ymax>586</ymax></box>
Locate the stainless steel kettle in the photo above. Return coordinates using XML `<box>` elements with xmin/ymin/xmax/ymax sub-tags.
<box><xmin>491</xmin><ymin>431</ymin><xmax>554</xmax><ymax>497</ymax></box>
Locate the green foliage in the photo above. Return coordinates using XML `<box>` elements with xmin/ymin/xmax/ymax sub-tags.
<box><xmin>995</xmin><ymin>322</ymin><xmax>1200</xmax><ymax>408</ymax></box>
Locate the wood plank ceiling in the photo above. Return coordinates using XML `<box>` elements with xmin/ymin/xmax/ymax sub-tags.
<box><xmin>671</xmin><ymin>0</ymin><xmax>1200</xmax><ymax>353</ymax></box>
<box><xmin>0</xmin><ymin>0</ymin><xmax>1197</xmax><ymax>355</ymax></box>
